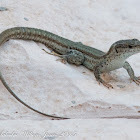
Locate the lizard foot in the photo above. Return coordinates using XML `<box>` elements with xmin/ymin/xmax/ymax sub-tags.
<box><xmin>42</xmin><ymin>49</ymin><xmax>59</xmax><ymax>56</ymax></box>
<box><xmin>97</xmin><ymin>80</ymin><xmax>113</xmax><ymax>89</ymax></box>
<box><xmin>42</xmin><ymin>49</ymin><xmax>67</xmax><ymax>64</ymax></box>
<box><xmin>132</xmin><ymin>76</ymin><xmax>140</xmax><ymax>85</ymax></box>
<box><xmin>56</xmin><ymin>58</ymin><xmax>67</xmax><ymax>64</ymax></box>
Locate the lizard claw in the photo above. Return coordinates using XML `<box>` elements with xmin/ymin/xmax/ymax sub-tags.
<box><xmin>98</xmin><ymin>80</ymin><xmax>113</xmax><ymax>89</ymax></box>
<box><xmin>133</xmin><ymin>76</ymin><xmax>140</xmax><ymax>85</ymax></box>
<box><xmin>102</xmin><ymin>82</ymin><xmax>114</xmax><ymax>89</ymax></box>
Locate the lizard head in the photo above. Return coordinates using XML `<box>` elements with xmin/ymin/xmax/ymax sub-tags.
<box><xmin>107</xmin><ymin>39</ymin><xmax>140</xmax><ymax>59</ymax></box>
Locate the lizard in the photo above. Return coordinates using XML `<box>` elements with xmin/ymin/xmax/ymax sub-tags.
<box><xmin>0</xmin><ymin>27</ymin><xmax>140</xmax><ymax>119</ymax></box>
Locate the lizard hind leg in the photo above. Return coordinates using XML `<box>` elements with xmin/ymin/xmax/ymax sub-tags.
<box><xmin>42</xmin><ymin>49</ymin><xmax>67</xmax><ymax>64</ymax></box>
<box><xmin>42</xmin><ymin>49</ymin><xmax>85</xmax><ymax>65</ymax></box>
<box><xmin>65</xmin><ymin>50</ymin><xmax>85</xmax><ymax>65</ymax></box>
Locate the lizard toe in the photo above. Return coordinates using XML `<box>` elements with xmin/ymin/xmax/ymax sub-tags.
<box><xmin>132</xmin><ymin>77</ymin><xmax>140</xmax><ymax>85</ymax></box>
<box><xmin>99</xmin><ymin>81</ymin><xmax>113</xmax><ymax>89</ymax></box>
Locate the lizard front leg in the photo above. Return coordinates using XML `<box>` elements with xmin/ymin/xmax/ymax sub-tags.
<box><xmin>123</xmin><ymin>61</ymin><xmax>140</xmax><ymax>85</ymax></box>
<box><xmin>93</xmin><ymin>64</ymin><xmax>113</xmax><ymax>89</ymax></box>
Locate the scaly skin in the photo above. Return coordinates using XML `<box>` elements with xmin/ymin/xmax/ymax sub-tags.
<box><xmin>0</xmin><ymin>27</ymin><xmax>140</xmax><ymax>119</ymax></box>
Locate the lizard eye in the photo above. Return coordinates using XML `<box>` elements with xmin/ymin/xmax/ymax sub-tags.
<box><xmin>128</xmin><ymin>45</ymin><xmax>132</xmax><ymax>48</ymax></box>
<box><xmin>132</xmin><ymin>39</ymin><xmax>138</xmax><ymax>41</ymax></box>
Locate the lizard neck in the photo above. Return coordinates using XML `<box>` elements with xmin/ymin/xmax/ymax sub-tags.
<box><xmin>105</xmin><ymin>48</ymin><xmax>134</xmax><ymax>61</ymax></box>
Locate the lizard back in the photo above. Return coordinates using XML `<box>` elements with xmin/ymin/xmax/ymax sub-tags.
<box><xmin>0</xmin><ymin>27</ymin><xmax>105</xmax><ymax>57</ymax></box>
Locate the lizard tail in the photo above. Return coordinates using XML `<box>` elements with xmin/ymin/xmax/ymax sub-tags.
<box><xmin>0</xmin><ymin>27</ymin><xmax>69</xmax><ymax>54</ymax></box>
<box><xmin>0</xmin><ymin>27</ymin><xmax>71</xmax><ymax>119</ymax></box>
<box><xmin>0</xmin><ymin>70</ymin><xmax>69</xmax><ymax>119</ymax></box>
